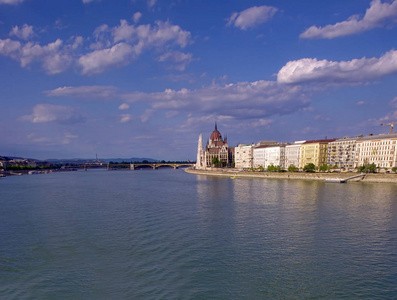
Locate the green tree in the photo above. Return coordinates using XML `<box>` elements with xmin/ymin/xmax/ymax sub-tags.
<box><xmin>212</xmin><ymin>157</ymin><xmax>219</xmax><ymax>167</ymax></box>
<box><xmin>303</xmin><ymin>163</ymin><xmax>316</xmax><ymax>173</ymax></box>
<box><xmin>392</xmin><ymin>166</ymin><xmax>397</xmax><ymax>173</ymax></box>
<box><xmin>358</xmin><ymin>163</ymin><xmax>377</xmax><ymax>173</ymax></box>
<box><xmin>319</xmin><ymin>164</ymin><xmax>328</xmax><ymax>172</ymax></box>
<box><xmin>288</xmin><ymin>164</ymin><xmax>298</xmax><ymax>172</ymax></box>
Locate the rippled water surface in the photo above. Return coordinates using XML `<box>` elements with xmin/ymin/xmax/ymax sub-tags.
<box><xmin>1</xmin><ymin>169</ymin><xmax>397</xmax><ymax>299</ymax></box>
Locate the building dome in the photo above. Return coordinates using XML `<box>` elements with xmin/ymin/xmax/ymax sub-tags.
<box><xmin>210</xmin><ymin>128</ymin><xmax>222</xmax><ymax>141</ymax></box>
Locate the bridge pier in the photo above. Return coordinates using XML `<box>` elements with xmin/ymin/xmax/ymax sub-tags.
<box><xmin>153</xmin><ymin>164</ymin><xmax>157</xmax><ymax>170</ymax></box>
<box><xmin>130</xmin><ymin>164</ymin><xmax>135</xmax><ymax>170</ymax></box>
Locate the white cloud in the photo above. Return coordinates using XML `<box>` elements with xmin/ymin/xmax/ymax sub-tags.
<box><xmin>157</xmin><ymin>51</ymin><xmax>194</xmax><ymax>71</ymax></box>
<box><xmin>21</xmin><ymin>104</ymin><xmax>85</xmax><ymax>124</ymax></box>
<box><xmin>251</xmin><ymin>118</ymin><xmax>274</xmax><ymax>127</ymax></box>
<box><xmin>0</xmin><ymin>38</ymin><xmax>21</xmax><ymax>57</ymax></box>
<box><xmin>0</xmin><ymin>38</ymin><xmax>73</xmax><ymax>74</ymax></box>
<box><xmin>118</xmin><ymin>103</ymin><xmax>130</xmax><ymax>110</ymax></box>
<box><xmin>147</xmin><ymin>0</ymin><xmax>157</xmax><ymax>9</ymax></box>
<box><xmin>44</xmin><ymin>85</ymin><xmax>119</xmax><ymax>99</ymax></box>
<box><xmin>78</xmin><ymin>42</ymin><xmax>135</xmax><ymax>75</ymax></box>
<box><xmin>123</xmin><ymin>80</ymin><xmax>310</xmax><ymax>119</ymax></box>
<box><xmin>133</xmin><ymin>12</ymin><xmax>142</xmax><ymax>24</ymax></box>
<box><xmin>227</xmin><ymin>5</ymin><xmax>278</xmax><ymax>30</ymax></box>
<box><xmin>0</xmin><ymin>0</ymin><xmax>25</xmax><ymax>4</ymax></box>
<box><xmin>300</xmin><ymin>0</ymin><xmax>397</xmax><ymax>39</ymax></box>
<box><xmin>112</xmin><ymin>20</ymin><xmax>191</xmax><ymax>48</ymax></box>
<box><xmin>277</xmin><ymin>50</ymin><xmax>397</xmax><ymax>84</ymax></box>
<box><xmin>120</xmin><ymin>114</ymin><xmax>134</xmax><ymax>123</ymax></box>
<box><xmin>79</xmin><ymin>19</ymin><xmax>192</xmax><ymax>75</ymax></box>
<box><xmin>0</xmin><ymin>18</ymin><xmax>192</xmax><ymax>75</ymax></box>
<box><xmin>82</xmin><ymin>0</ymin><xmax>100</xmax><ymax>3</ymax></box>
<box><xmin>140</xmin><ymin>109</ymin><xmax>154</xmax><ymax>122</ymax></box>
<box><xmin>9</xmin><ymin>24</ymin><xmax>35</xmax><ymax>40</ymax></box>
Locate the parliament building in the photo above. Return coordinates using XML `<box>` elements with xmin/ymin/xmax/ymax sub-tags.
<box><xmin>196</xmin><ymin>123</ymin><xmax>234</xmax><ymax>169</ymax></box>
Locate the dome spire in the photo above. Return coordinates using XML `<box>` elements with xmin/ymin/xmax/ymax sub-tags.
<box><xmin>215</xmin><ymin>121</ymin><xmax>217</xmax><ymax>131</ymax></box>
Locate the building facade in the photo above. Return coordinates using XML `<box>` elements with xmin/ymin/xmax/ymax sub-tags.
<box><xmin>285</xmin><ymin>140</ymin><xmax>305</xmax><ymax>169</ymax></box>
<box><xmin>355</xmin><ymin>133</ymin><xmax>397</xmax><ymax>169</ymax></box>
<box><xmin>264</xmin><ymin>144</ymin><xmax>286</xmax><ymax>169</ymax></box>
<box><xmin>300</xmin><ymin>139</ymin><xmax>335</xmax><ymax>169</ymax></box>
<box><xmin>196</xmin><ymin>123</ymin><xmax>233</xmax><ymax>169</ymax></box>
<box><xmin>252</xmin><ymin>141</ymin><xmax>279</xmax><ymax>168</ymax></box>
<box><xmin>234</xmin><ymin>144</ymin><xmax>254</xmax><ymax>169</ymax></box>
<box><xmin>327</xmin><ymin>136</ymin><xmax>359</xmax><ymax>170</ymax></box>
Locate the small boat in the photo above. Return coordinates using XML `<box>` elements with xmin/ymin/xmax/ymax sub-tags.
<box><xmin>230</xmin><ymin>176</ymin><xmax>236</xmax><ymax>179</ymax></box>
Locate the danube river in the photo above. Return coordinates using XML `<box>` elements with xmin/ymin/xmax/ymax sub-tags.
<box><xmin>1</xmin><ymin>169</ymin><xmax>396</xmax><ymax>299</ymax></box>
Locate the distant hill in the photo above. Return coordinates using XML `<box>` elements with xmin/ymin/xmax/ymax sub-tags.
<box><xmin>45</xmin><ymin>157</ymin><xmax>159</xmax><ymax>164</ymax></box>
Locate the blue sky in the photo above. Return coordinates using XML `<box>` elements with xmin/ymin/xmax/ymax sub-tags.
<box><xmin>1</xmin><ymin>0</ymin><xmax>396</xmax><ymax>160</ymax></box>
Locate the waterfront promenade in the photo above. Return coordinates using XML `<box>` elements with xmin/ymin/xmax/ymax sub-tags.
<box><xmin>186</xmin><ymin>168</ymin><xmax>397</xmax><ymax>183</ymax></box>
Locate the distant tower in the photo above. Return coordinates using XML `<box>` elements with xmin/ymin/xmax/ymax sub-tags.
<box><xmin>196</xmin><ymin>134</ymin><xmax>204</xmax><ymax>169</ymax></box>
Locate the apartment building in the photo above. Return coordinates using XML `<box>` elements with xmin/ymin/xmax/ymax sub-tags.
<box><xmin>300</xmin><ymin>139</ymin><xmax>335</xmax><ymax>169</ymax></box>
<box><xmin>285</xmin><ymin>141</ymin><xmax>305</xmax><ymax>169</ymax></box>
<box><xmin>234</xmin><ymin>144</ymin><xmax>254</xmax><ymax>169</ymax></box>
<box><xmin>327</xmin><ymin>136</ymin><xmax>360</xmax><ymax>170</ymax></box>
<box><xmin>355</xmin><ymin>133</ymin><xmax>397</xmax><ymax>169</ymax></box>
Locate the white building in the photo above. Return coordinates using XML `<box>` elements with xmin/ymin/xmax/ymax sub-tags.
<box><xmin>355</xmin><ymin>133</ymin><xmax>397</xmax><ymax>169</ymax></box>
<box><xmin>285</xmin><ymin>141</ymin><xmax>305</xmax><ymax>169</ymax></box>
<box><xmin>252</xmin><ymin>141</ymin><xmax>280</xmax><ymax>169</ymax></box>
<box><xmin>234</xmin><ymin>144</ymin><xmax>254</xmax><ymax>169</ymax></box>
<box><xmin>264</xmin><ymin>144</ymin><xmax>286</xmax><ymax>169</ymax></box>
<box><xmin>327</xmin><ymin>136</ymin><xmax>360</xmax><ymax>170</ymax></box>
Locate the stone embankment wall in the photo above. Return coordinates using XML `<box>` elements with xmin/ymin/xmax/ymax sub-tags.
<box><xmin>185</xmin><ymin>168</ymin><xmax>397</xmax><ymax>183</ymax></box>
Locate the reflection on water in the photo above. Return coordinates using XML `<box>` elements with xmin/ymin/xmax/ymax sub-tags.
<box><xmin>1</xmin><ymin>170</ymin><xmax>397</xmax><ymax>299</ymax></box>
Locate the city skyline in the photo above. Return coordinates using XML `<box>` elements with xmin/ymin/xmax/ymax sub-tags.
<box><xmin>1</xmin><ymin>0</ymin><xmax>397</xmax><ymax>160</ymax></box>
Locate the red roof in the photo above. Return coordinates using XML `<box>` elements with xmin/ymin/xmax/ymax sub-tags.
<box><xmin>303</xmin><ymin>139</ymin><xmax>336</xmax><ymax>144</ymax></box>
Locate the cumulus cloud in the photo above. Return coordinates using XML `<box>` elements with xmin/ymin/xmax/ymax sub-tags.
<box><xmin>9</xmin><ymin>24</ymin><xmax>35</xmax><ymax>40</ymax></box>
<box><xmin>118</xmin><ymin>103</ymin><xmax>130</xmax><ymax>110</ymax></box>
<box><xmin>157</xmin><ymin>51</ymin><xmax>194</xmax><ymax>71</ymax></box>
<box><xmin>0</xmin><ymin>0</ymin><xmax>25</xmax><ymax>4</ymax></box>
<box><xmin>112</xmin><ymin>20</ymin><xmax>191</xmax><ymax>48</ymax></box>
<box><xmin>122</xmin><ymin>80</ymin><xmax>310</xmax><ymax>119</ymax></box>
<box><xmin>227</xmin><ymin>5</ymin><xmax>278</xmax><ymax>30</ymax></box>
<box><xmin>44</xmin><ymin>85</ymin><xmax>119</xmax><ymax>99</ymax></box>
<box><xmin>0</xmin><ymin>38</ymin><xmax>73</xmax><ymax>74</ymax></box>
<box><xmin>0</xmin><ymin>18</ymin><xmax>192</xmax><ymax>75</ymax></box>
<box><xmin>21</xmin><ymin>104</ymin><xmax>85</xmax><ymax>124</ymax></box>
<box><xmin>79</xmin><ymin>19</ymin><xmax>192</xmax><ymax>75</ymax></box>
<box><xmin>120</xmin><ymin>114</ymin><xmax>134</xmax><ymax>123</ymax></box>
<box><xmin>78</xmin><ymin>42</ymin><xmax>135</xmax><ymax>75</ymax></box>
<box><xmin>133</xmin><ymin>12</ymin><xmax>142</xmax><ymax>24</ymax></box>
<box><xmin>277</xmin><ymin>50</ymin><xmax>397</xmax><ymax>84</ymax></box>
<box><xmin>147</xmin><ymin>0</ymin><xmax>157</xmax><ymax>9</ymax></box>
<box><xmin>300</xmin><ymin>0</ymin><xmax>397</xmax><ymax>39</ymax></box>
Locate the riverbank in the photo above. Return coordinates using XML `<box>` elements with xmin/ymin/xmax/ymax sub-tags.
<box><xmin>185</xmin><ymin>168</ymin><xmax>397</xmax><ymax>183</ymax></box>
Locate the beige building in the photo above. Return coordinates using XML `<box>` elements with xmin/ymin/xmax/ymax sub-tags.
<box><xmin>355</xmin><ymin>133</ymin><xmax>397</xmax><ymax>169</ymax></box>
<box><xmin>300</xmin><ymin>139</ymin><xmax>335</xmax><ymax>169</ymax></box>
<box><xmin>234</xmin><ymin>144</ymin><xmax>254</xmax><ymax>169</ymax></box>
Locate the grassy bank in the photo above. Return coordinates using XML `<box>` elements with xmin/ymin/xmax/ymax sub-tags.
<box><xmin>185</xmin><ymin>168</ymin><xmax>397</xmax><ymax>183</ymax></box>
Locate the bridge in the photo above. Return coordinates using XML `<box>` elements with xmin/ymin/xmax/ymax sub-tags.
<box><xmin>62</xmin><ymin>162</ymin><xmax>195</xmax><ymax>171</ymax></box>
<box><xmin>129</xmin><ymin>163</ymin><xmax>194</xmax><ymax>170</ymax></box>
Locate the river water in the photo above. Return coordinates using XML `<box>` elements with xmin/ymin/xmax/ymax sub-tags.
<box><xmin>1</xmin><ymin>169</ymin><xmax>396</xmax><ymax>299</ymax></box>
